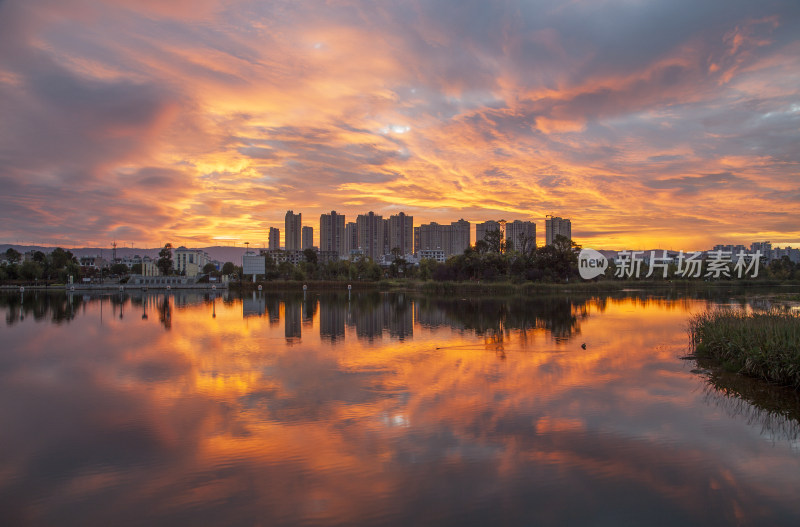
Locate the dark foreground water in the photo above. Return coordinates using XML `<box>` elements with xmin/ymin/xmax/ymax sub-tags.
<box><xmin>1</xmin><ymin>289</ymin><xmax>800</xmax><ymax>526</ymax></box>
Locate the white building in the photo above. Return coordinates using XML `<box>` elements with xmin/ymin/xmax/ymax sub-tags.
<box><xmin>173</xmin><ymin>247</ymin><xmax>210</xmax><ymax>277</ymax></box>
<box><xmin>419</xmin><ymin>249</ymin><xmax>446</xmax><ymax>263</ymax></box>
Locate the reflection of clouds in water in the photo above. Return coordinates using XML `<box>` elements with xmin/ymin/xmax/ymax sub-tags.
<box><xmin>2</xmin><ymin>291</ymin><xmax>800</xmax><ymax>524</ymax></box>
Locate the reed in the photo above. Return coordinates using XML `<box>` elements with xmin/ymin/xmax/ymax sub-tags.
<box><xmin>689</xmin><ymin>309</ymin><xmax>800</xmax><ymax>389</ymax></box>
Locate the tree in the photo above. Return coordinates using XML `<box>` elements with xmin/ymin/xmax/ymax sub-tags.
<box><xmin>534</xmin><ymin>235</ymin><xmax>579</xmax><ymax>282</ymax></box>
<box><xmin>157</xmin><ymin>243</ymin><xmax>173</xmax><ymax>275</ymax></box>
<box><xmin>221</xmin><ymin>261</ymin><xmax>236</xmax><ymax>275</ymax></box>
<box><xmin>202</xmin><ymin>262</ymin><xmax>217</xmax><ymax>274</ymax></box>
<box><xmin>484</xmin><ymin>229</ymin><xmax>506</xmax><ymax>254</ymax></box>
<box><xmin>49</xmin><ymin>247</ymin><xmax>75</xmax><ymax>269</ymax></box>
<box><xmin>418</xmin><ymin>258</ymin><xmax>437</xmax><ymax>280</ymax></box>
<box><xmin>5</xmin><ymin>248</ymin><xmax>21</xmax><ymax>264</ymax></box>
<box><xmin>110</xmin><ymin>263</ymin><xmax>129</xmax><ymax>276</ymax></box>
<box><xmin>19</xmin><ymin>261</ymin><xmax>43</xmax><ymax>280</ymax></box>
<box><xmin>516</xmin><ymin>233</ymin><xmax>536</xmax><ymax>260</ymax></box>
<box><xmin>303</xmin><ymin>248</ymin><xmax>318</xmax><ymax>265</ymax></box>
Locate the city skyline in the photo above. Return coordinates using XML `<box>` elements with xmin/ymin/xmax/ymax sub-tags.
<box><xmin>1</xmin><ymin>1</ymin><xmax>799</xmax><ymax>251</ymax></box>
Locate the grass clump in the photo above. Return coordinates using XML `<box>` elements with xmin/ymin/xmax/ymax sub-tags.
<box><xmin>689</xmin><ymin>309</ymin><xmax>800</xmax><ymax>388</ymax></box>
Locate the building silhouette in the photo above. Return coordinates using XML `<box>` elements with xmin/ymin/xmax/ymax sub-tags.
<box><xmin>320</xmin><ymin>211</ymin><xmax>346</xmax><ymax>257</ymax></box>
<box><xmin>268</xmin><ymin>227</ymin><xmax>280</xmax><ymax>250</ymax></box>
<box><xmin>302</xmin><ymin>226</ymin><xmax>313</xmax><ymax>250</ymax></box>
<box><xmin>545</xmin><ymin>216</ymin><xmax>571</xmax><ymax>245</ymax></box>
<box><xmin>345</xmin><ymin>222</ymin><xmax>358</xmax><ymax>258</ymax></box>
<box><xmin>476</xmin><ymin>220</ymin><xmax>502</xmax><ymax>244</ymax></box>
<box><xmin>388</xmin><ymin>212</ymin><xmax>414</xmax><ymax>255</ymax></box>
<box><xmin>415</xmin><ymin>219</ymin><xmax>471</xmax><ymax>256</ymax></box>
<box><xmin>505</xmin><ymin>220</ymin><xmax>536</xmax><ymax>251</ymax></box>
<box><xmin>356</xmin><ymin>212</ymin><xmax>384</xmax><ymax>260</ymax></box>
<box><xmin>285</xmin><ymin>210</ymin><xmax>301</xmax><ymax>251</ymax></box>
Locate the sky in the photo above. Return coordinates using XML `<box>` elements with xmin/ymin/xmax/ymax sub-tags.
<box><xmin>0</xmin><ymin>0</ymin><xmax>798</xmax><ymax>251</ymax></box>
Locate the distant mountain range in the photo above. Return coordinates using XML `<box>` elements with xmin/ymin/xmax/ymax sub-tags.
<box><xmin>0</xmin><ymin>244</ymin><xmax>252</xmax><ymax>264</ymax></box>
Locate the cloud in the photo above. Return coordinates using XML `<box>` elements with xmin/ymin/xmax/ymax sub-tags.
<box><xmin>0</xmin><ymin>0</ymin><xmax>798</xmax><ymax>248</ymax></box>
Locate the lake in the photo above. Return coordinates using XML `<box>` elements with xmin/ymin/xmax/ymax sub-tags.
<box><xmin>2</xmin><ymin>289</ymin><xmax>800</xmax><ymax>526</ymax></box>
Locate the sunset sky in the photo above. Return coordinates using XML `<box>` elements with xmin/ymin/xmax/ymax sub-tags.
<box><xmin>1</xmin><ymin>0</ymin><xmax>798</xmax><ymax>250</ymax></box>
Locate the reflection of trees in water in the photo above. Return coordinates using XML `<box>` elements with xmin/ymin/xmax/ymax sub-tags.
<box><xmin>0</xmin><ymin>291</ymin><xmax>233</xmax><ymax>328</ymax></box>
<box><xmin>158</xmin><ymin>296</ymin><xmax>172</xmax><ymax>330</ymax></box>
<box><xmin>698</xmin><ymin>361</ymin><xmax>800</xmax><ymax>441</ymax></box>
<box><xmin>1</xmin><ymin>291</ymin><xmax>85</xmax><ymax>326</ymax></box>
<box><xmin>415</xmin><ymin>296</ymin><xmax>586</xmax><ymax>342</ymax></box>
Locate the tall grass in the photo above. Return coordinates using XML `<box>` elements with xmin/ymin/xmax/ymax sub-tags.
<box><xmin>689</xmin><ymin>309</ymin><xmax>800</xmax><ymax>388</ymax></box>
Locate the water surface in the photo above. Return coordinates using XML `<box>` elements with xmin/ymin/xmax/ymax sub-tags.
<box><xmin>1</xmin><ymin>290</ymin><xmax>799</xmax><ymax>526</ymax></box>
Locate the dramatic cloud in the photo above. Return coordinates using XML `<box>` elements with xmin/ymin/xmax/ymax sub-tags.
<box><xmin>0</xmin><ymin>0</ymin><xmax>798</xmax><ymax>249</ymax></box>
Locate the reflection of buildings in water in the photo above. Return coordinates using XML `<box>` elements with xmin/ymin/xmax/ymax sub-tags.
<box><xmin>355</xmin><ymin>306</ymin><xmax>383</xmax><ymax>341</ymax></box>
<box><xmin>387</xmin><ymin>300</ymin><xmax>413</xmax><ymax>341</ymax></box>
<box><xmin>284</xmin><ymin>301</ymin><xmax>301</xmax><ymax>341</ymax></box>
<box><xmin>347</xmin><ymin>296</ymin><xmax>414</xmax><ymax>341</ymax></box>
<box><xmin>320</xmin><ymin>301</ymin><xmax>346</xmax><ymax>343</ymax></box>
<box><xmin>413</xmin><ymin>303</ymin><xmax>465</xmax><ymax>330</ymax></box>
<box><xmin>242</xmin><ymin>292</ymin><xmax>266</xmax><ymax>318</ymax></box>
<box><xmin>303</xmin><ymin>298</ymin><xmax>316</xmax><ymax>326</ymax></box>
<box><xmin>265</xmin><ymin>296</ymin><xmax>281</xmax><ymax>326</ymax></box>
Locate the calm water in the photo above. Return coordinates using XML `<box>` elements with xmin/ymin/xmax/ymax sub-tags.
<box><xmin>2</xmin><ymin>289</ymin><xmax>800</xmax><ymax>526</ymax></box>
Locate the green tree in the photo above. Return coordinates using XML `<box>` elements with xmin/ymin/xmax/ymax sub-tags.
<box><xmin>5</xmin><ymin>248</ymin><xmax>22</xmax><ymax>264</ymax></box>
<box><xmin>418</xmin><ymin>258</ymin><xmax>437</xmax><ymax>280</ymax></box>
<box><xmin>534</xmin><ymin>235</ymin><xmax>580</xmax><ymax>282</ymax></box>
<box><xmin>19</xmin><ymin>260</ymin><xmax>43</xmax><ymax>280</ymax></box>
<box><xmin>49</xmin><ymin>247</ymin><xmax>75</xmax><ymax>269</ymax></box>
<box><xmin>110</xmin><ymin>263</ymin><xmax>129</xmax><ymax>276</ymax></box>
<box><xmin>303</xmin><ymin>248</ymin><xmax>318</xmax><ymax>265</ymax></box>
<box><xmin>278</xmin><ymin>261</ymin><xmax>294</xmax><ymax>279</ymax></box>
<box><xmin>221</xmin><ymin>261</ymin><xmax>236</xmax><ymax>275</ymax></box>
<box><xmin>484</xmin><ymin>229</ymin><xmax>506</xmax><ymax>254</ymax></box>
<box><xmin>202</xmin><ymin>262</ymin><xmax>217</xmax><ymax>274</ymax></box>
<box><xmin>157</xmin><ymin>243</ymin><xmax>173</xmax><ymax>275</ymax></box>
<box><xmin>131</xmin><ymin>263</ymin><xmax>143</xmax><ymax>274</ymax></box>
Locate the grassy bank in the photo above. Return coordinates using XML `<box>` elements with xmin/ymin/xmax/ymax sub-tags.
<box><xmin>689</xmin><ymin>309</ymin><xmax>800</xmax><ymax>389</ymax></box>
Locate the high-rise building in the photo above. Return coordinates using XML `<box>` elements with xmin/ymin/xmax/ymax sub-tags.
<box><xmin>302</xmin><ymin>226</ymin><xmax>313</xmax><ymax>250</ymax></box>
<box><xmin>345</xmin><ymin>222</ymin><xmax>358</xmax><ymax>257</ymax></box>
<box><xmin>450</xmin><ymin>219</ymin><xmax>470</xmax><ymax>255</ymax></box>
<box><xmin>476</xmin><ymin>220</ymin><xmax>502</xmax><ymax>243</ymax></box>
<box><xmin>388</xmin><ymin>212</ymin><xmax>414</xmax><ymax>255</ymax></box>
<box><xmin>415</xmin><ymin>219</ymin><xmax>471</xmax><ymax>257</ymax></box>
<box><xmin>750</xmin><ymin>241</ymin><xmax>772</xmax><ymax>255</ymax></box>
<box><xmin>285</xmin><ymin>210</ymin><xmax>301</xmax><ymax>251</ymax></box>
<box><xmin>418</xmin><ymin>222</ymin><xmax>444</xmax><ymax>253</ymax></box>
<box><xmin>382</xmin><ymin>218</ymin><xmax>390</xmax><ymax>256</ymax></box>
<box><xmin>356</xmin><ymin>211</ymin><xmax>384</xmax><ymax>260</ymax></box>
<box><xmin>320</xmin><ymin>211</ymin><xmax>346</xmax><ymax>257</ymax></box>
<box><xmin>505</xmin><ymin>220</ymin><xmax>536</xmax><ymax>251</ymax></box>
<box><xmin>545</xmin><ymin>216</ymin><xmax>571</xmax><ymax>245</ymax></box>
<box><xmin>268</xmin><ymin>227</ymin><xmax>280</xmax><ymax>250</ymax></box>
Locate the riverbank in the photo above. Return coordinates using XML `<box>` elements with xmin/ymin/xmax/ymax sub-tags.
<box><xmin>229</xmin><ymin>278</ymin><xmax>800</xmax><ymax>295</ymax></box>
<box><xmin>689</xmin><ymin>310</ymin><xmax>800</xmax><ymax>389</ymax></box>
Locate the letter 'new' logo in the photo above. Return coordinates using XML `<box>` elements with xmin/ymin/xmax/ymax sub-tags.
<box><xmin>578</xmin><ymin>249</ymin><xmax>608</xmax><ymax>280</ymax></box>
